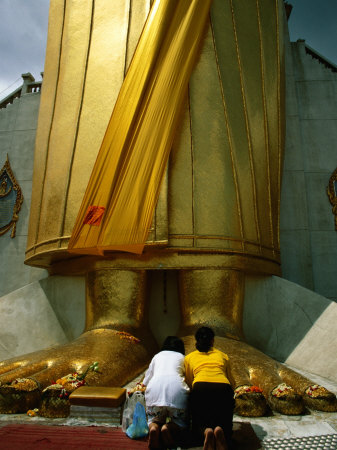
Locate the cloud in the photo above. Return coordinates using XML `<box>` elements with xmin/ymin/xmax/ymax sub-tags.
<box><xmin>0</xmin><ymin>0</ymin><xmax>49</xmax><ymax>98</ymax></box>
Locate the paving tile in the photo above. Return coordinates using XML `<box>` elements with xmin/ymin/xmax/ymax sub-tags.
<box><xmin>263</xmin><ymin>433</ymin><xmax>337</xmax><ymax>449</ymax></box>
<box><xmin>284</xmin><ymin>419</ymin><xmax>336</xmax><ymax>437</ymax></box>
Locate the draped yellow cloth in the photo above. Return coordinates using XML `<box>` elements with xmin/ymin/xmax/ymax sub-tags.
<box><xmin>68</xmin><ymin>0</ymin><xmax>212</xmax><ymax>255</ymax></box>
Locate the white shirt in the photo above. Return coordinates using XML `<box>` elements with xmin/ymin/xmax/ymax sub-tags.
<box><xmin>143</xmin><ymin>350</ymin><xmax>190</xmax><ymax>409</ymax></box>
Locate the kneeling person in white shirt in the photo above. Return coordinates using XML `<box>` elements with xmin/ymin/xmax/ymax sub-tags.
<box><xmin>143</xmin><ymin>336</ymin><xmax>190</xmax><ymax>449</ymax></box>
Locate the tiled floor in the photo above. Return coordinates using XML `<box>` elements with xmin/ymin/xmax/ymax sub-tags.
<box><xmin>0</xmin><ymin>409</ymin><xmax>336</xmax><ymax>449</ymax></box>
<box><xmin>262</xmin><ymin>434</ymin><xmax>337</xmax><ymax>449</ymax></box>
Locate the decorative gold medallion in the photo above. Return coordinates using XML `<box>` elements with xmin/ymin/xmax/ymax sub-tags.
<box><xmin>0</xmin><ymin>156</ymin><xmax>23</xmax><ymax>237</ymax></box>
<box><xmin>327</xmin><ymin>168</ymin><xmax>337</xmax><ymax>230</ymax></box>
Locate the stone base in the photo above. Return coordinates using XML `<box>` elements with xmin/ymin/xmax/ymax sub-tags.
<box><xmin>69</xmin><ymin>405</ymin><xmax>123</xmax><ymax>424</ymax></box>
<box><xmin>68</xmin><ymin>386</ymin><xmax>126</xmax><ymax>424</ymax></box>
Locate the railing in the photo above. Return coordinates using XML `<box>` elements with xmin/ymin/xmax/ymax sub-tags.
<box><xmin>305</xmin><ymin>44</ymin><xmax>337</xmax><ymax>73</ymax></box>
<box><xmin>0</xmin><ymin>73</ymin><xmax>43</xmax><ymax>110</ymax></box>
<box><xmin>26</xmin><ymin>82</ymin><xmax>42</xmax><ymax>94</ymax></box>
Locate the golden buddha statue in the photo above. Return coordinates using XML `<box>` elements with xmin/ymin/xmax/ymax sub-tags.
<box><xmin>0</xmin><ymin>0</ymin><xmax>335</xmax><ymax>416</ymax></box>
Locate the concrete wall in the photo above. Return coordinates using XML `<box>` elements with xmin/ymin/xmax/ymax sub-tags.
<box><xmin>280</xmin><ymin>39</ymin><xmax>337</xmax><ymax>301</ymax></box>
<box><xmin>0</xmin><ymin>275</ymin><xmax>85</xmax><ymax>361</ymax></box>
<box><xmin>0</xmin><ymin>88</ymin><xmax>47</xmax><ymax>297</ymax></box>
<box><xmin>243</xmin><ymin>274</ymin><xmax>337</xmax><ymax>382</ymax></box>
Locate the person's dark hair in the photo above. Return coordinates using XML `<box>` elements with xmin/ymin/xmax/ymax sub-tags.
<box><xmin>195</xmin><ymin>326</ymin><xmax>215</xmax><ymax>352</ymax></box>
<box><xmin>161</xmin><ymin>336</ymin><xmax>185</xmax><ymax>355</ymax></box>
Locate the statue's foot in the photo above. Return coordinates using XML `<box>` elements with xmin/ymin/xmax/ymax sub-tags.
<box><xmin>0</xmin><ymin>328</ymin><xmax>157</xmax><ymax>412</ymax></box>
<box><xmin>183</xmin><ymin>336</ymin><xmax>337</xmax><ymax>417</ymax></box>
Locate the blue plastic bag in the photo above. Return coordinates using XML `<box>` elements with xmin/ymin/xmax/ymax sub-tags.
<box><xmin>126</xmin><ymin>401</ymin><xmax>149</xmax><ymax>439</ymax></box>
<box><xmin>122</xmin><ymin>391</ymin><xmax>146</xmax><ymax>432</ymax></box>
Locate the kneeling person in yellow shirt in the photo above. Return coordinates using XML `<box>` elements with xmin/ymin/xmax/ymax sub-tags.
<box><xmin>184</xmin><ymin>327</ymin><xmax>234</xmax><ymax>450</ymax></box>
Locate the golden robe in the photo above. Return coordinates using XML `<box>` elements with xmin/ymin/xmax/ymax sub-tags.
<box><xmin>26</xmin><ymin>0</ymin><xmax>285</xmax><ymax>276</ymax></box>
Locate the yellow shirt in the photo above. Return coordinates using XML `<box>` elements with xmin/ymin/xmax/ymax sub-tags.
<box><xmin>184</xmin><ymin>348</ymin><xmax>230</xmax><ymax>388</ymax></box>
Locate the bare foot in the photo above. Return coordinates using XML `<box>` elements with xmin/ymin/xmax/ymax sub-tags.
<box><xmin>214</xmin><ymin>426</ymin><xmax>228</xmax><ymax>450</ymax></box>
<box><xmin>204</xmin><ymin>428</ymin><xmax>215</xmax><ymax>450</ymax></box>
<box><xmin>148</xmin><ymin>423</ymin><xmax>161</xmax><ymax>449</ymax></box>
<box><xmin>161</xmin><ymin>424</ymin><xmax>173</xmax><ymax>448</ymax></box>
<box><xmin>0</xmin><ymin>328</ymin><xmax>157</xmax><ymax>412</ymax></box>
<box><xmin>178</xmin><ymin>270</ymin><xmax>337</xmax><ymax>417</ymax></box>
<box><xmin>161</xmin><ymin>422</ymin><xmax>181</xmax><ymax>448</ymax></box>
<box><xmin>183</xmin><ymin>335</ymin><xmax>337</xmax><ymax>416</ymax></box>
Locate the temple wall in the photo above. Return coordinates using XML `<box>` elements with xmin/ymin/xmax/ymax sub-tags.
<box><xmin>280</xmin><ymin>40</ymin><xmax>337</xmax><ymax>302</ymax></box>
<box><xmin>243</xmin><ymin>274</ymin><xmax>337</xmax><ymax>383</ymax></box>
<box><xmin>0</xmin><ymin>275</ymin><xmax>85</xmax><ymax>361</ymax></box>
<box><xmin>0</xmin><ymin>89</ymin><xmax>47</xmax><ymax>298</ymax></box>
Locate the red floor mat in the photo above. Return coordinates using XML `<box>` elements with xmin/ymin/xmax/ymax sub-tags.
<box><xmin>0</xmin><ymin>424</ymin><xmax>148</xmax><ymax>449</ymax></box>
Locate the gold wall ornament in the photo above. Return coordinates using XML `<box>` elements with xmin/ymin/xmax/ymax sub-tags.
<box><xmin>0</xmin><ymin>155</ymin><xmax>23</xmax><ymax>238</ymax></box>
<box><xmin>327</xmin><ymin>167</ymin><xmax>337</xmax><ymax>230</ymax></box>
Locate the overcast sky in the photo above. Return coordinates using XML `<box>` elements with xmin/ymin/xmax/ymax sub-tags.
<box><xmin>1</xmin><ymin>0</ymin><xmax>336</xmax><ymax>101</ymax></box>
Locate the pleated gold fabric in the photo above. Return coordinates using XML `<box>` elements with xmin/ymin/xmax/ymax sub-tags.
<box><xmin>167</xmin><ymin>0</ymin><xmax>285</xmax><ymax>265</ymax></box>
<box><xmin>68</xmin><ymin>0</ymin><xmax>212</xmax><ymax>255</ymax></box>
